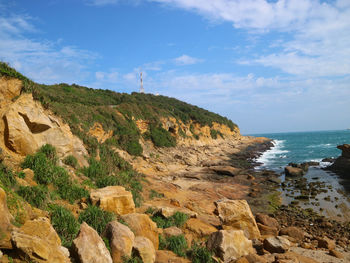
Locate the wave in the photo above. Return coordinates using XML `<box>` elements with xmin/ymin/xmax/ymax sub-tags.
<box><xmin>306</xmin><ymin>143</ymin><xmax>333</xmax><ymax>149</ymax></box>
<box><xmin>255</xmin><ymin>140</ymin><xmax>288</xmax><ymax>168</ymax></box>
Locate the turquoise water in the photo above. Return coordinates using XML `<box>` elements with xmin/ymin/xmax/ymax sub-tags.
<box><xmin>252</xmin><ymin>129</ymin><xmax>350</xmax><ymax>171</ymax></box>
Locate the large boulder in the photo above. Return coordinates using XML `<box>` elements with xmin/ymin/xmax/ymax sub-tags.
<box><xmin>263</xmin><ymin>236</ymin><xmax>290</xmax><ymax>253</ymax></box>
<box><xmin>329</xmin><ymin>144</ymin><xmax>350</xmax><ymax>174</ymax></box>
<box><xmin>1</xmin><ymin>93</ymin><xmax>88</xmax><ymax>166</ymax></box>
<box><xmin>133</xmin><ymin>236</ymin><xmax>156</xmax><ymax>263</ymax></box>
<box><xmin>104</xmin><ymin>221</ymin><xmax>135</xmax><ymax>263</ymax></box>
<box><xmin>279</xmin><ymin>227</ymin><xmax>304</xmax><ymax>242</ymax></box>
<box><xmin>72</xmin><ymin>222</ymin><xmax>112</xmax><ymax>263</ymax></box>
<box><xmin>184</xmin><ymin>218</ymin><xmax>217</xmax><ymax>238</ymax></box>
<box><xmin>0</xmin><ymin>187</ymin><xmax>14</xmax><ymax>249</ymax></box>
<box><xmin>121</xmin><ymin>213</ymin><xmax>159</xmax><ymax>249</ymax></box>
<box><xmin>214</xmin><ymin>199</ymin><xmax>260</xmax><ymax>240</ymax></box>
<box><xmin>11</xmin><ymin>217</ymin><xmax>70</xmax><ymax>263</ymax></box>
<box><xmin>284</xmin><ymin>166</ymin><xmax>305</xmax><ymax>177</ymax></box>
<box><xmin>149</xmin><ymin>205</ymin><xmax>197</xmax><ymax>219</ymax></box>
<box><xmin>255</xmin><ymin>213</ymin><xmax>279</xmax><ymax>230</ymax></box>
<box><xmin>0</xmin><ymin>76</ymin><xmax>22</xmax><ymax>107</ymax></box>
<box><xmin>90</xmin><ymin>186</ymin><xmax>135</xmax><ymax>215</ymax></box>
<box><xmin>155</xmin><ymin>250</ymin><xmax>190</xmax><ymax>263</ymax></box>
<box><xmin>207</xmin><ymin>230</ymin><xmax>254</xmax><ymax>263</ymax></box>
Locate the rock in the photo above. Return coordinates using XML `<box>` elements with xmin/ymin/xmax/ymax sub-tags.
<box><xmin>329</xmin><ymin>249</ymin><xmax>344</xmax><ymax>259</ymax></box>
<box><xmin>163</xmin><ymin>227</ymin><xmax>183</xmax><ymax>237</ymax></box>
<box><xmin>0</xmin><ymin>187</ymin><xmax>14</xmax><ymax>249</ymax></box>
<box><xmin>279</xmin><ymin>227</ymin><xmax>304</xmax><ymax>242</ymax></box>
<box><xmin>257</xmin><ymin>223</ymin><xmax>278</xmax><ymax>236</ymax></box>
<box><xmin>322</xmin><ymin>157</ymin><xmax>335</xmax><ymax>163</ymax></box>
<box><xmin>1</xmin><ymin>93</ymin><xmax>88</xmax><ymax>166</ymax></box>
<box><xmin>255</xmin><ymin>213</ymin><xmax>279</xmax><ymax>229</ymax></box>
<box><xmin>329</xmin><ymin>144</ymin><xmax>350</xmax><ymax>174</ymax></box>
<box><xmin>207</xmin><ymin>230</ymin><xmax>254</xmax><ymax>262</ymax></box>
<box><xmin>209</xmin><ymin>166</ymin><xmax>240</xmax><ymax>176</ymax></box>
<box><xmin>72</xmin><ymin>222</ymin><xmax>112</xmax><ymax>263</ymax></box>
<box><xmin>11</xmin><ymin>217</ymin><xmax>70</xmax><ymax>263</ymax></box>
<box><xmin>274</xmin><ymin>252</ymin><xmax>319</xmax><ymax>263</ymax></box>
<box><xmin>184</xmin><ymin>218</ymin><xmax>217</xmax><ymax>238</ymax></box>
<box><xmin>243</xmin><ymin>254</ymin><xmax>267</xmax><ymax>263</ymax></box>
<box><xmin>284</xmin><ymin>166</ymin><xmax>304</xmax><ymax>177</ymax></box>
<box><xmin>235</xmin><ymin>257</ymin><xmax>249</xmax><ymax>263</ymax></box>
<box><xmin>214</xmin><ymin>199</ymin><xmax>260</xmax><ymax>240</ymax></box>
<box><xmin>104</xmin><ymin>221</ymin><xmax>135</xmax><ymax>263</ymax></box>
<box><xmin>90</xmin><ymin>186</ymin><xmax>135</xmax><ymax>215</ymax></box>
<box><xmin>0</xmin><ymin>249</ymin><xmax>2</xmax><ymax>259</ymax></box>
<box><xmin>338</xmin><ymin>144</ymin><xmax>350</xmax><ymax>158</ymax></box>
<box><xmin>155</xmin><ymin>250</ymin><xmax>190</xmax><ymax>263</ymax></box>
<box><xmin>151</xmin><ymin>205</ymin><xmax>197</xmax><ymax>219</ymax></box>
<box><xmin>133</xmin><ymin>236</ymin><xmax>156</xmax><ymax>263</ymax></box>
<box><xmin>0</xmin><ymin>76</ymin><xmax>22</xmax><ymax>106</ymax></box>
<box><xmin>121</xmin><ymin>213</ymin><xmax>159</xmax><ymax>249</ymax></box>
<box><xmin>263</xmin><ymin>236</ymin><xmax>290</xmax><ymax>253</ymax></box>
<box><xmin>317</xmin><ymin>236</ymin><xmax>335</xmax><ymax>250</ymax></box>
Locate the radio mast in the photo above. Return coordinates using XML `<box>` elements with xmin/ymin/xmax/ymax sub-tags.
<box><xmin>139</xmin><ymin>71</ymin><xmax>145</xmax><ymax>93</ymax></box>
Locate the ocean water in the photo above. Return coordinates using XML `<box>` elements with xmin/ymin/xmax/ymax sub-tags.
<box><xmin>250</xmin><ymin>129</ymin><xmax>350</xmax><ymax>220</ymax></box>
<box><xmin>252</xmin><ymin>129</ymin><xmax>350</xmax><ymax>171</ymax></box>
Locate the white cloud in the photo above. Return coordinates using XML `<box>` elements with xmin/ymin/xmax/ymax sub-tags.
<box><xmin>0</xmin><ymin>14</ymin><xmax>97</xmax><ymax>84</ymax></box>
<box><xmin>174</xmin><ymin>54</ymin><xmax>203</xmax><ymax>65</ymax></box>
<box><xmin>85</xmin><ymin>0</ymin><xmax>118</xmax><ymax>6</ymax></box>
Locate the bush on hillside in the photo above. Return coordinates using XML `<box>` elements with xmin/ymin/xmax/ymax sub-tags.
<box><xmin>17</xmin><ymin>185</ymin><xmax>48</xmax><ymax>208</ymax></box>
<box><xmin>78</xmin><ymin>205</ymin><xmax>115</xmax><ymax>235</ymax></box>
<box><xmin>49</xmin><ymin>205</ymin><xmax>80</xmax><ymax>247</ymax></box>
<box><xmin>150</xmin><ymin>212</ymin><xmax>188</xmax><ymax>229</ymax></box>
<box><xmin>150</xmin><ymin>125</ymin><xmax>176</xmax><ymax>147</ymax></box>
<box><xmin>63</xmin><ymin>155</ymin><xmax>78</xmax><ymax>168</ymax></box>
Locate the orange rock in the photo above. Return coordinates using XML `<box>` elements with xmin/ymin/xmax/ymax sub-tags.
<box><xmin>90</xmin><ymin>186</ymin><xmax>135</xmax><ymax>215</ymax></box>
<box><xmin>0</xmin><ymin>187</ymin><xmax>14</xmax><ymax>249</ymax></box>
<box><xmin>121</xmin><ymin>213</ymin><xmax>159</xmax><ymax>249</ymax></box>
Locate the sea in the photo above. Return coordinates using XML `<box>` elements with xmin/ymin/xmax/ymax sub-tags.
<box><xmin>250</xmin><ymin>129</ymin><xmax>350</xmax><ymax>220</ymax></box>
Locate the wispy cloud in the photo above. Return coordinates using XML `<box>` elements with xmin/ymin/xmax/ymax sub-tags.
<box><xmin>173</xmin><ymin>54</ymin><xmax>203</xmax><ymax>66</ymax></box>
<box><xmin>0</xmin><ymin>13</ymin><xmax>97</xmax><ymax>84</ymax></box>
<box><xmin>85</xmin><ymin>0</ymin><xmax>119</xmax><ymax>6</ymax></box>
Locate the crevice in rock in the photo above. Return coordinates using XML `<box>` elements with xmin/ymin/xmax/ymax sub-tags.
<box><xmin>18</xmin><ymin>112</ymin><xmax>51</xmax><ymax>134</ymax></box>
<box><xmin>3</xmin><ymin>115</ymin><xmax>17</xmax><ymax>153</ymax></box>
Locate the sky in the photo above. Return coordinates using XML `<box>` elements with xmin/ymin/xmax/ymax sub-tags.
<box><xmin>0</xmin><ymin>0</ymin><xmax>349</xmax><ymax>134</ymax></box>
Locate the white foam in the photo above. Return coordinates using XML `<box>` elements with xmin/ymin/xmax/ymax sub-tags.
<box><xmin>307</xmin><ymin>143</ymin><xmax>333</xmax><ymax>148</ymax></box>
<box><xmin>255</xmin><ymin>140</ymin><xmax>288</xmax><ymax>168</ymax></box>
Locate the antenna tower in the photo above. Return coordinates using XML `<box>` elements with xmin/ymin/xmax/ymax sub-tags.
<box><xmin>139</xmin><ymin>71</ymin><xmax>145</xmax><ymax>93</ymax></box>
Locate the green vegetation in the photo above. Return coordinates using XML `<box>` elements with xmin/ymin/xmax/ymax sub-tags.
<box><xmin>122</xmin><ymin>256</ymin><xmax>143</xmax><ymax>263</ymax></box>
<box><xmin>17</xmin><ymin>185</ymin><xmax>48</xmax><ymax>209</ymax></box>
<box><xmin>81</xmin><ymin>144</ymin><xmax>143</xmax><ymax>207</ymax></box>
<box><xmin>21</xmin><ymin>144</ymin><xmax>88</xmax><ymax>204</ymax></box>
<box><xmin>151</xmin><ymin>212</ymin><xmax>188</xmax><ymax>228</ymax></box>
<box><xmin>63</xmin><ymin>155</ymin><xmax>78</xmax><ymax>168</ymax></box>
<box><xmin>149</xmin><ymin>125</ymin><xmax>176</xmax><ymax>147</ymax></box>
<box><xmin>0</xmin><ymin>164</ymin><xmax>17</xmax><ymax>188</ymax></box>
<box><xmin>188</xmin><ymin>243</ymin><xmax>215</xmax><ymax>263</ymax></box>
<box><xmin>149</xmin><ymin>189</ymin><xmax>165</xmax><ymax>199</ymax></box>
<box><xmin>78</xmin><ymin>205</ymin><xmax>115</xmax><ymax>235</ymax></box>
<box><xmin>159</xmin><ymin>234</ymin><xmax>188</xmax><ymax>257</ymax></box>
<box><xmin>210</xmin><ymin>129</ymin><xmax>223</xmax><ymax>140</ymax></box>
<box><xmin>49</xmin><ymin>205</ymin><xmax>80</xmax><ymax>247</ymax></box>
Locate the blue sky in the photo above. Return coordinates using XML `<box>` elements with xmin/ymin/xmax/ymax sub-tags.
<box><xmin>1</xmin><ymin>0</ymin><xmax>350</xmax><ymax>134</ymax></box>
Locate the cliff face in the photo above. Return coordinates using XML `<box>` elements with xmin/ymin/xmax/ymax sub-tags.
<box><xmin>0</xmin><ymin>77</ymin><xmax>88</xmax><ymax>167</ymax></box>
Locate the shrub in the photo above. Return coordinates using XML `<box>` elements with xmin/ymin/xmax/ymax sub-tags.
<box><xmin>22</xmin><ymin>152</ymin><xmax>53</xmax><ymax>185</ymax></box>
<box><xmin>188</xmin><ymin>243</ymin><xmax>214</xmax><ymax>263</ymax></box>
<box><xmin>63</xmin><ymin>155</ymin><xmax>78</xmax><ymax>168</ymax></box>
<box><xmin>122</xmin><ymin>256</ymin><xmax>143</xmax><ymax>263</ymax></box>
<box><xmin>39</xmin><ymin>144</ymin><xmax>58</xmax><ymax>163</ymax></box>
<box><xmin>49</xmin><ymin>205</ymin><xmax>80</xmax><ymax>247</ymax></box>
<box><xmin>0</xmin><ymin>164</ymin><xmax>17</xmax><ymax>188</ymax></box>
<box><xmin>149</xmin><ymin>189</ymin><xmax>164</xmax><ymax>199</ymax></box>
<box><xmin>150</xmin><ymin>125</ymin><xmax>176</xmax><ymax>148</ymax></box>
<box><xmin>17</xmin><ymin>185</ymin><xmax>48</xmax><ymax>208</ymax></box>
<box><xmin>151</xmin><ymin>212</ymin><xmax>188</xmax><ymax>229</ymax></box>
<box><xmin>159</xmin><ymin>235</ymin><xmax>187</xmax><ymax>257</ymax></box>
<box><xmin>78</xmin><ymin>205</ymin><xmax>115</xmax><ymax>235</ymax></box>
<box><xmin>210</xmin><ymin>129</ymin><xmax>218</xmax><ymax>139</ymax></box>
